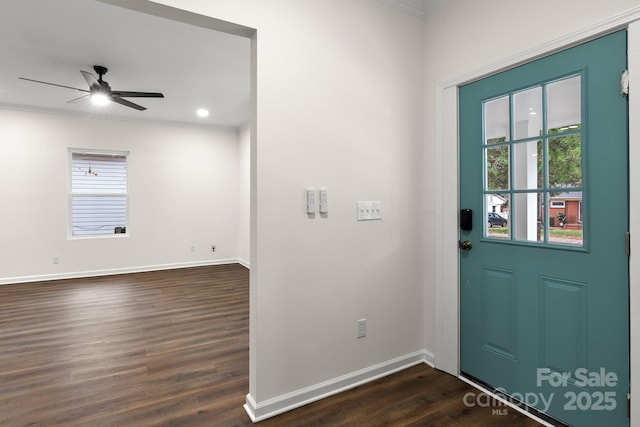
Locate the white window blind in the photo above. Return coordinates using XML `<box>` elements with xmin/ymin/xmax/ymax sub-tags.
<box><xmin>71</xmin><ymin>152</ymin><xmax>128</xmax><ymax>237</ymax></box>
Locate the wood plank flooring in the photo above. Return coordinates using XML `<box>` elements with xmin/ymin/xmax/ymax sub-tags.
<box><xmin>0</xmin><ymin>264</ymin><xmax>541</xmax><ymax>426</ymax></box>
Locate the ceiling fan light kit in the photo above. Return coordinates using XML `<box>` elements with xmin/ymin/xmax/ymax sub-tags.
<box><xmin>90</xmin><ymin>91</ymin><xmax>110</xmax><ymax>107</ymax></box>
<box><xmin>19</xmin><ymin>65</ymin><xmax>164</xmax><ymax>111</ymax></box>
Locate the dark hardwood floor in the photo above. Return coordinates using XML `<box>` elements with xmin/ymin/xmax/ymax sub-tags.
<box><xmin>0</xmin><ymin>264</ymin><xmax>541</xmax><ymax>426</ymax></box>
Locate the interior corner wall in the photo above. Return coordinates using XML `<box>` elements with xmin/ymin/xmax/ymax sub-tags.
<box><xmin>150</xmin><ymin>0</ymin><xmax>426</xmax><ymax>409</ymax></box>
<box><xmin>0</xmin><ymin>108</ymin><xmax>241</xmax><ymax>282</ymax></box>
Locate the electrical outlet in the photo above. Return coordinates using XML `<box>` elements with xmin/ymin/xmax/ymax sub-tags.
<box><xmin>211</xmin><ymin>245</ymin><xmax>217</xmax><ymax>252</ymax></box>
<box><xmin>52</xmin><ymin>255</ymin><xmax>60</xmax><ymax>264</ymax></box>
<box><xmin>190</xmin><ymin>245</ymin><xmax>195</xmax><ymax>253</ymax></box>
<box><xmin>357</xmin><ymin>318</ymin><xmax>366</xmax><ymax>338</ymax></box>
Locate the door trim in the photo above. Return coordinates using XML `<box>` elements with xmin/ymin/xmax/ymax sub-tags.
<box><xmin>434</xmin><ymin>6</ymin><xmax>640</xmax><ymax>424</ymax></box>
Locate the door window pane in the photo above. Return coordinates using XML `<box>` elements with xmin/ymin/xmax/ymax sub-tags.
<box><xmin>548</xmin><ymin>135</ymin><xmax>582</xmax><ymax>188</ymax></box>
<box><xmin>513</xmin><ymin>86</ymin><xmax>542</xmax><ymax>139</ymax></box>
<box><xmin>512</xmin><ymin>140</ymin><xmax>542</xmax><ymax>190</ymax></box>
<box><xmin>547</xmin><ymin>76</ymin><xmax>581</xmax><ymax>131</ymax></box>
<box><xmin>484</xmin><ymin>96</ymin><xmax>510</xmax><ymax>144</ymax></box>
<box><xmin>486</xmin><ymin>193</ymin><xmax>510</xmax><ymax>239</ymax></box>
<box><xmin>548</xmin><ymin>191</ymin><xmax>583</xmax><ymax>246</ymax></box>
<box><xmin>512</xmin><ymin>192</ymin><xmax>543</xmax><ymax>242</ymax></box>
<box><xmin>486</xmin><ymin>145</ymin><xmax>509</xmax><ymax>191</ymax></box>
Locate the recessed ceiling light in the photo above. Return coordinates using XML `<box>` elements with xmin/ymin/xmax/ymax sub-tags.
<box><xmin>197</xmin><ymin>108</ymin><xmax>209</xmax><ymax>117</ymax></box>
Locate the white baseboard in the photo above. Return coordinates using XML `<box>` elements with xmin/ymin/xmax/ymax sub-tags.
<box><xmin>0</xmin><ymin>258</ymin><xmax>245</xmax><ymax>285</ymax></box>
<box><xmin>237</xmin><ymin>258</ymin><xmax>251</xmax><ymax>269</ymax></box>
<box><xmin>244</xmin><ymin>350</ymin><xmax>431</xmax><ymax>423</ymax></box>
<box><xmin>424</xmin><ymin>349</ymin><xmax>436</xmax><ymax>367</ymax></box>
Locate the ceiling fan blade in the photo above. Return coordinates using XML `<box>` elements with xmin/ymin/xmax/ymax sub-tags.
<box><xmin>110</xmin><ymin>95</ymin><xmax>146</xmax><ymax>111</ymax></box>
<box><xmin>80</xmin><ymin>70</ymin><xmax>101</xmax><ymax>90</ymax></box>
<box><xmin>19</xmin><ymin>77</ymin><xmax>88</xmax><ymax>93</ymax></box>
<box><xmin>111</xmin><ymin>91</ymin><xmax>164</xmax><ymax>98</ymax></box>
<box><xmin>67</xmin><ymin>94</ymin><xmax>89</xmax><ymax>104</ymax></box>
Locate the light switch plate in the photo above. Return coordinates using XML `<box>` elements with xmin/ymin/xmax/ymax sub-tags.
<box><xmin>357</xmin><ymin>201</ymin><xmax>382</xmax><ymax>221</ymax></box>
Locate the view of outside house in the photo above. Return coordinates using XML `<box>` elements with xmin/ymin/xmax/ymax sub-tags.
<box><xmin>486</xmin><ymin>192</ymin><xmax>583</xmax><ymax>245</ymax></box>
<box><xmin>483</xmin><ymin>75</ymin><xmax>583</xmax><ymax>246</ymax></box>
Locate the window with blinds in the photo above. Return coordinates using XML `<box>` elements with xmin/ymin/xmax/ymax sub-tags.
<box><xmin>70</xmin><ymin>151</ymin><xmax>128</xmax><ymax>237</ymax></box>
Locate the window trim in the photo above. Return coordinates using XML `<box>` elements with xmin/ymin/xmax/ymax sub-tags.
<box><xmin>68</xmin><ymin>148</ymin><xmax>130</xmax><ymax>239</ymax></box>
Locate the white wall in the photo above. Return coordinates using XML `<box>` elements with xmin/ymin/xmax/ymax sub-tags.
<box><xmin>145</xmin><ymin>0</ymin><xmax>427</xmax><ymax>416</ymax></box>
<box><xmin>0</xmin><ymin>108</ymin><xmax>242</xmax><ymax>282</ymax></box>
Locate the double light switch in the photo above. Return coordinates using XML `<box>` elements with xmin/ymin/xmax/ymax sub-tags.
<box><xmin>307</xmin><ymin>187</ymin><xmax>328</xmax><ymax>214</ymax></box>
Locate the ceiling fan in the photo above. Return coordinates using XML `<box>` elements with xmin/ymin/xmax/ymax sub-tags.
<box><xmin>19</xmin><ymin>65</ymin><xmax>164</xmax><ymax>111</ymax></box>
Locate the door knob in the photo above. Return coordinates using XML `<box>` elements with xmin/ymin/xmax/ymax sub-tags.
<box><xmin>459</xmin><ymin>240</ymin><xmax>473</xmax><ymax>251</ymax></box>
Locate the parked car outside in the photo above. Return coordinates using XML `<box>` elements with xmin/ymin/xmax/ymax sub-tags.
<box><xmin>488</xmin><ymin>212</ymin><xmax>508</xmax><ymax>227</ymax></box>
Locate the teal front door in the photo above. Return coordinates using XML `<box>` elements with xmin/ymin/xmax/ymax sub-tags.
<box><xmin>459</xmin><ymin>31</ymin><xmax>629</xmax><ymax>427</ymax></box>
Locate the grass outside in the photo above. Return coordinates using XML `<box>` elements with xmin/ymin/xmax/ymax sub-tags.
<box><xmin>488</xmin><ymin>227</ymin><xmax>583</xmax><ymax>239</ymax></box>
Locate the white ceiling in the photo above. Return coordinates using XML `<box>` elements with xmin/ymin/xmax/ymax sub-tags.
<box><xmin>0</xmin><ymin>1</ymin><xmax>446</xmax><ymax>130</ymax></box>
<box><xmin>0</xmin><ymin>0</ymin><xmax>251</xmax><ymax>129</ymax></box>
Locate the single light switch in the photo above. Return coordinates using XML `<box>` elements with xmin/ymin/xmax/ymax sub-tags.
<box><xmin>306</xmin><ymin>188</ymin><xmax>316</xmax><ymax>214</ymax></box>
<box><xmin>319</xmin><ymin>187</ymin><xmax>328</xmax><ymax>213</ymax></box>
